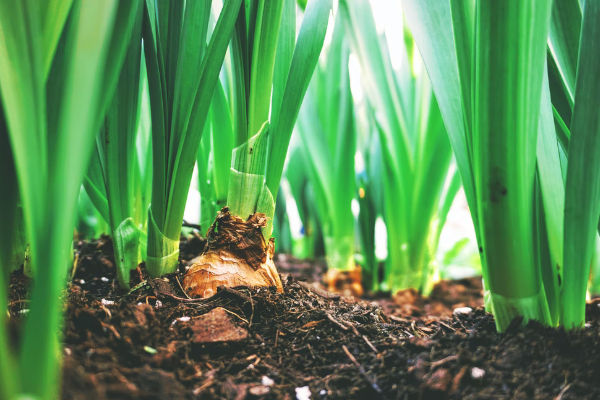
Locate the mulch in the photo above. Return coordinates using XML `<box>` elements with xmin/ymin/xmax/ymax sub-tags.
<box><xmin>6</xmin><ymin>235</ymin><xmax>600</xmax><ymax>399</ymax></box>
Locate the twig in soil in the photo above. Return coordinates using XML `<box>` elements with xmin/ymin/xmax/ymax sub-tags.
<box><xmin>193</xmin><ymin>379</ymin><xmax>215</xmax><ymax>396</ymax></box>
<box><xmin>71</xmin><ymin>252</ymin><xmax>80</xmax><ymax>279</ymax></box>
<box><xmin>430</xmin><ymin>354</ymin><xmax>458</xmax><ymax>369</ymax></box>
<box><xmin>326</xmin><ymin>313</ymin><xmax>349</xmax><ymax>331</ymax></box>
<box><xmin>157</xmin><ymin>290</ymin><xmax>212</xmax><ymax>303</ymax></box>
<box><xmin>342</xmin><ymin>345</ymin><xmax>384</xmax><ymax>397</ymax></box>
<box><xmin>218</xmin><ymin>286</ymin><xmax>253</xmax><ymax>304</ymax></box>
<box><xmin>8</xmin><ymin>299</ymin><xmax>30</xmax><ymax>306</ymax></box>
<box><xmin>136</xmin><ymin>266</ymin><xmax>144</xmax><ymax>282</ymax></box>
<box><xmin>297</xmin><ymin>281</ymin><xmax>340</xmax><ymax>300</ymax></box>
<box><xmin>222</xmin><ymin>308</ymin><xmax>249</xmax><ymax>325</ymax></box>
<box><xmin>362</xmin><ymin>335</ymin><xmax>378</xmax><ymax>353</ymax></box>
<box><xmin>127</xmin><ymin>280</ymin><xmax>147</xmax><ymax>295</ymax></box>
<box><xmin>555</xmin><ymin>383</ymin><xmax>572</xmax><ymax>400</ymax></box>
<box><xmin>175</xmin><ymin>275</ymin><xmax>191</xmax><ymax>299</ymax></box>
<box><xmin>389</xmin><ymin>315</ymin><xmax>408</xmax><ymax>323</ymax></box>
<box><xmin>100</xmin><ymin>322</ymin><xmax>121</xmax><ymax>339</ymax></box>
<box><xmin>438</xmin><ymin>320</ymin><xmax>456</xmax><ymax>332</ymax></box>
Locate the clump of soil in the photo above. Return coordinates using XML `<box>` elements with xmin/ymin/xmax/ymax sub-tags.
<box><xmin>6</xmin><ymin>236</ymin><xmax>600</xmax><ymax>399</ymax></box>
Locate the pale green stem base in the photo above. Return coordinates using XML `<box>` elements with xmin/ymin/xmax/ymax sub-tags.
<box><xmin>146</xmin><ymin>209</ymin><xmax>180</xmax><ymax>277</ymax></box>
<box><xmin>324</xmin><ymin>235</ymin><xmax>355</xmax><ymax>271</ymax></box>
<box><xmin>484</xmin><ymin>285</ymin><xmax>554</xmax><ymax>331</ymax></box>
<box><xmin>113</xmin><ymin>217</ymin><xmax>142</xmax><ymax>288</ymax></box>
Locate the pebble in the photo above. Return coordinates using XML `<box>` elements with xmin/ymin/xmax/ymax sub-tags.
<box><xmin>155</xmin><ymin>300</ymin><xmax>163</xmax><ymax>309</ymax></box>
<box><xmin>101</xmin><ymin>299</ymin><xmax>114</xmax><ymax>306</ymax></box>
<box><xmin>453</xmin><ymin>307</ymin><xmax>472</xmax><ymax>315</ymax></box>
<box><xmin>100</xmin><ymin>277</ymin><xmax>109</xmax><ymax>282</ymax></box>
<box><xmin>261</xmin><ymin>376</ymin><xmax>274</xmax><ymax>386</ymax></box>
<box><xmin>249</xmin><ymin>386</ymin><xmax>270</xmax><ymax>396</ymax></box>
<box><xmin>295</xmin><ymin>386</ymin><xmax>311</xmax><ymax>400</ymax></box>
<box><xmin>471</xmin><ymin>367</ymin><xmax>485</xmax><ymax>379</ymax></box>
<box><xmin>171</xmin><ymin>316</ymin><xmax>191</xmax><ymax>326</ymax></box>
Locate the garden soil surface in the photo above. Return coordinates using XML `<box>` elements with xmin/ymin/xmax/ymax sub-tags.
<box><xmin>8</xmin><ymin>235</ymin><xmax>600</xmax><ymax>399</ymax></box>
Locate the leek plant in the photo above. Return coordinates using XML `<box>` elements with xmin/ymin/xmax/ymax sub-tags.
<box><xmin>183</xmin><ymin>0</ymin><xmax>332</xmax><ymax>298</ymax></box>
<box><xmin>0</xmin><ymin>2</ymin><xmax>140</xmax><ymax>399</ymax></box>
<box><xmin>356</xmin><ymin>124</ymin><xmax>385</xmax><ymax>292</ymax></box>
<box><xmin>404</xmin><ymin>0</ymin><xmax>600</xmax><ymax>330</ymax></box>
<box><xmin>197</xmin><ymin>77</ymin><xmax>234</xmax><ymax>231</ymax></box>
<box><xmin>83</xmin><ymin>9</ymin><xmax>145</xmax><ymax>288</ymax></box>
<box><xmin>142</xmin><ymin>0</ymin><xmax>242</xmax><ymax>277</ymax></box>
<box><xmin>281</xmin><ymin>146</ymin><xmax>324</xmax><ymax>260</ymax></box>
<box><xmin>341</xmin><ymin>0</ymin><xmax>460</xmax><ymax>295</ymax></box>
<box><xmin>296</xmin><ymin>13</ymin><xmax>357</xmax><ymax>282</ymax></box>
<box><xmin>76</xmin><ymin>187</ymin><xmax>109</xmax><ymax>240</ymax></box>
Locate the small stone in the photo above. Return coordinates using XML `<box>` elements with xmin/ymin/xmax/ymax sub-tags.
<box><xmin>261</xmin><ymin>376</ymin><xmax>274</xmax><ymax>386</ymax></box>
<box><xmin>249</xmin><ymin>385</ymin><xmax>270</xmax><ymax>396</ymax></box>
<box><xmin>471</xmin><ymin>367</ymin><xmax>485</xmax><ymax>379</ymax></box>
<box><xmin>319</xmin><ymin>389</ymin><xmax>327</xmax><ymax>396</ymax></box>
<box><xmin>79</xmin><ymin>279</ymin><xmax>86</xmax><ymax>284</ymax></box>
<box><xmin>453</xmin><ymin>306</ymin><xmax>472</xmax><ymax>315</ymax></box>
<box><xmin>100</xmin><ymin>277</ymin><xmax>110</xmax><ymax>282</ymax></box>
<box><xmin>295</xmin><ymin>386</ymin><xmax>311</xmax><ymax>400</ymax></box>
<box><xmin>190</xmin><ymin>307</ymin><xmax>248</xmax><ymax>344</ymax></box>
<box><xmin>101</xmin><ymin>298</ymin><xmax>114</xmax><ymax>306</ymax></box>
<box><xmin>585</xmin><ymin>322</ymin><xmax>592</xmax><ymax>328</ymax></box>
<box><xmin>155</xmin><ymin>300</ymin><xmax>163</xmax><ymax>308</ymax></box>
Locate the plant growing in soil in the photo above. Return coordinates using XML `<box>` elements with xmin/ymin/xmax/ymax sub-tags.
<box><xmin>340</xmin><ymin>0</ymin><xmax>461</xmax><ymax>296</ymax></box>
<box><xmin>0</xmin><ymin>1</ymin><xmax>141</xmax><ymax>398</ymax></box>
<box><xmin>142</xmin><ymin>0</ymin><xmax>242</xmax><ymax>278</ymax></box>
<box><xmin>404</xmin><ymin>0</ymin><xmax>600</xmax><ymax>330</ymax></box>
<box><xmin>296</xmin><ymin>12</ymin><xmax>360</xmax><ymax>294</ymax></box>
<box><xmin>83</xmin><ymin>10</ymin><xmax>146</xmax><ymax>289</ymax></box>
<box><xmin>182</xmin><ymin>0</ymin><xmax>332</xmax><ymax>298</ymax></box>
<box><xmin>276</xmin><ymin>146</ymin><xmax>325</xmax><ymax>260</ymax></box>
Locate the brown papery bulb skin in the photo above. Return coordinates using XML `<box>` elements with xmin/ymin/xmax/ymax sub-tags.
<box><xmin>183</xmin><ymin>207</ymin><xmax>283</xmax><ymax>298</ymax></box>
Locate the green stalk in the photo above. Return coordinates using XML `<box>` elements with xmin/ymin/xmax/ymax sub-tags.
<box><xmin>560</xmin><ymin>0</ymin><xmax>600</xmax><ymax>328</ymax></box>
<box><xmin>341</xmin><ymin>0</ymin><xmax>458</xmax><ymax>294</ymax></box>
<box><xmin>143</xmin><ymin>0</ymin><xmax>242</xmax><ymax>276</ymax></box>
<box><xmin>0</xmin><ymin>102</ymin><xmax>18</xmax><ymax>400</ymax></box>
<box><xmin>357</xmin><ymin>130</ymin><xmax>384</xmax><ymax>292</ymax></box>
<box><xmin>84</xmin><ymin>7</ymin><xmax>145</xmax><ymax>288</ymax></box>
<box><xmin>197</xmin><ymin>78</ymin><xmax>235</xmax><ymax>229</ymax></box>
<box><xmin>297</xmin><ymin>12</ymin><xmax>356</xmax><ymax>272</ymax></box>
<box><xmin>471</xmin><ymin>0</ymin><xmax>553</xmax><ymax>328</ymax></box>
<box><xmin>224</xmin><ymin>0</ymin><xmax>331</xmax><ymax>232</ymax></box>
<box><xmin>0</xmin><ymin>2</ymin><xmax>140</xmax><ymax>398</ymax></box>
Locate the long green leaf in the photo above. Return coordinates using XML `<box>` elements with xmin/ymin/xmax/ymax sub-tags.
<box><xmin>265</xmin><ymin>0</ymin><xmax>332</xmax><ymax>196</ymax></box>
<box><xmin>561</xmin><ymin>0</ymin><xmax>600</xmax><ymax>329</ymax></box>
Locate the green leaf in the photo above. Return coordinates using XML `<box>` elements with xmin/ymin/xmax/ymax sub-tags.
<box><xmin>561</xmin><ymin>0</ymin><xmax>600</xmax><ymax>329</ymax></box>
<box><xmin>548</xmin><ymin>0</ymin><xmax>581</xmax><ymax>106</ymax></box>
<box><xmin>266</xmin><ymin>0</ymin><xmax>332</xmax><ymax>196</ymax></box>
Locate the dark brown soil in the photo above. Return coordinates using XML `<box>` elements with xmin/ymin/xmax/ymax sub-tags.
<box><xmin>7</xmin><ymin>235</ymin><xmax>600</xmax><ymax>399</ymax></box>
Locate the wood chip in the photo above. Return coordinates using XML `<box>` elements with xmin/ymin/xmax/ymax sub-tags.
<box><xmin>191</xmin><ymin>307</ymin><xmax>248</xmax><ymax>344</ymax></box>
